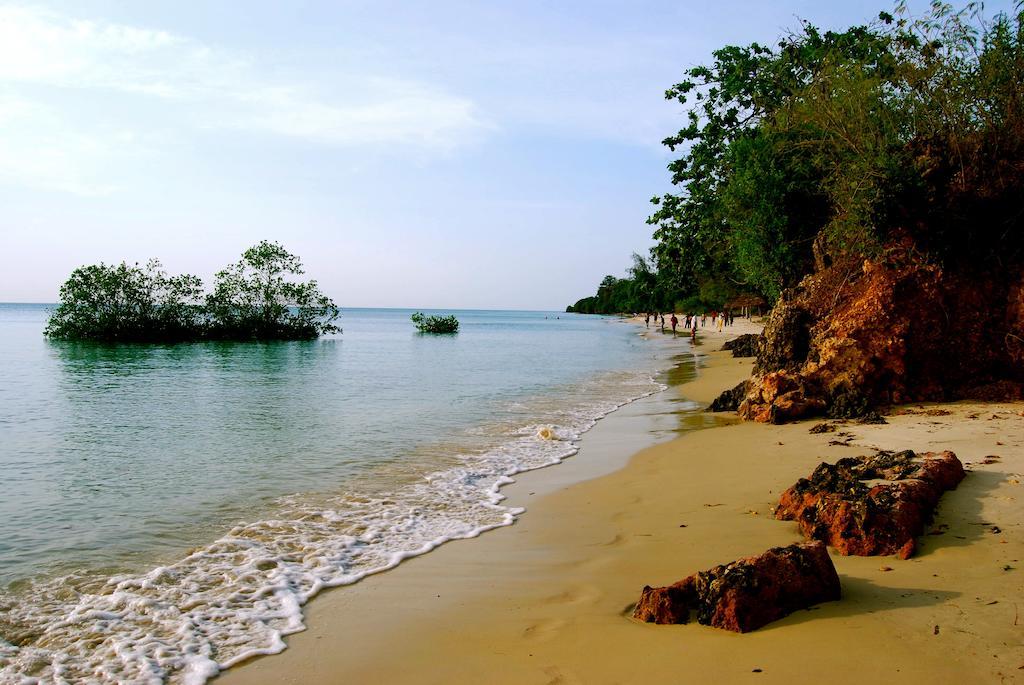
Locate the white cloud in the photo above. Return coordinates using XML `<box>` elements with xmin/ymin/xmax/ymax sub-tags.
<box><xmin>233</xmin><ymin>80</ymin><xmax>484</xmax><ymax>148</ymax></box>
<box><xmin>0</xmin><ymin>94</ymin><xmax>121</xmax><ymax>196</ymax></box>
<box><xmin>0</xmin><ymin>5</ymin><xmax>488</xmax><ymax>194</ymax></box>
<box><xmin>0</xmin><ymin>6</ymin><xmax>194</xmax><ymax>95</ymax></box>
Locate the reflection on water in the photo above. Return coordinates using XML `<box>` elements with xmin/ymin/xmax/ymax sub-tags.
<box><xmin>0</xmin><ymin>306</ymin><xmax>733</xmax><ymax>683</ymax></box>
<box><xmin>1</xmin><ymin>307</ymin><xmax>666</xmax><ymax>586</ymax></box>
<box><xmin>0</xmin><ymin>307</ymin><xmax>695</xmax><ymax>683</ymax></box>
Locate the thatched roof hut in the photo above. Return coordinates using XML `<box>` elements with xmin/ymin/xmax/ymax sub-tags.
<box><xmin>726</xmin><ymin>294</ymin><xmax>766</xmax><ymax>309</ymax></box>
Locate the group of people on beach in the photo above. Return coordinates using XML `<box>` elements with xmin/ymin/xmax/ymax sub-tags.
<box><xmin>643</xmin><ymin>310</ymin><xmax>738</xmax><ymax>337</ymax></box>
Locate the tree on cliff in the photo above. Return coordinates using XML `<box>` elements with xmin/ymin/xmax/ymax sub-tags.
<box><xmin>648</xmin><ymin>16</ymin><xmax>896</xmax><ymax>302</ymax></box>
<box><xmin>647</xmin><ymin>1</ymin><xmax>1024</xmax><ymax>303</ymax></box>
<box><xmin>646</xmin><ymin>0</ymin><xmax>1024</xmax><ymax>417</ymax></box>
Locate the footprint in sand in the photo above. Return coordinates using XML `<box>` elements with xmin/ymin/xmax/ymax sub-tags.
<box><xmin>543</xmin><ymin>584</ymin><xmax>603</xmax><ymax>607</ymax></box>
<box><xmin>543</xmin><ymin>665</ymin><xmax>584</xmax><ymax>685</ymax></box>
<box><xmin>522</xmin><ymin>617</ymin><xmax>569</xmax><ymax>641</ymax></box>
<box><xmin>594</xmin><ymin>532</ymin><xmax>626</xmax><ymax>548</ymax></box>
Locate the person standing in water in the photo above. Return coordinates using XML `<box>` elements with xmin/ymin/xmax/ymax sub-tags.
<box><xmin>645</xmin><ymin>313</ymin><xmax>650</xmax><ymax>328</ymax></box>
<box><xmin>670</xmin><ymin>313</ymin><xmax>678</xmax><ymax>335</ymax></box>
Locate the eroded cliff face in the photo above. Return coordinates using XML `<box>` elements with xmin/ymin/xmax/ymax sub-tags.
<box><xmin>736</xmin><ymin>241</ymin><xmax>1024</xmax><ymax>423</ymax></box>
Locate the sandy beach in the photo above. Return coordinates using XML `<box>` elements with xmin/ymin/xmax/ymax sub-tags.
<box><xmin>222</xmin><ymin>320</ymin><xmax>1023</xmax><ymax>684</ymax></box>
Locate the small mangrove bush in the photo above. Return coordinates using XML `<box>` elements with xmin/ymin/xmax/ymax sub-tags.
<box><xmin>411</xmin><ymin>312</ymin><xmax>459</xmax><ymax>334</ymax></box>
<box><xmin>45</xmin><ymin>241</ymin><xmax>340</xmax><ymax>342</ymax></box>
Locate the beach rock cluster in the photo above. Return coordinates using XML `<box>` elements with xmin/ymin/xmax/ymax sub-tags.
<box><xmin>708</xmin><ymin>380</ymin><xmax>750</xmax><ymax>412</ymax></box>
<box><xmin>731</xmin><ymin>241</ymin><xmax>1024</xmax><ymax>423</ymax></box>
<box><xmin>774</xmin><ymin>450</ymin><xmax>965</xmax><ymax>559</ymax></box>
<box><xmin>633</xmin><ymin>541</ymin><xmax>840</xmax><ymax>632</ymax></box>
<box><xmin>753</xmin><ymin>298</ymin><xmax>812</xmax><ymax>374</ymax></box>
<box><xmin>721</xmin><ymin>333</ymin><xmax>760</xmax><ymax>358</ymax></box>
<box><xmin>736</xmin><ymin>371</ymin><xmax>825</xmax><ymax>423</ymax></box>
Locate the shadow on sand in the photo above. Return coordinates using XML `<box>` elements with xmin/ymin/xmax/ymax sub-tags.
<box><xmin>766</xmin><ymin>575</ymin><xmax>960</xmax><ymax>631</ymax></box>
<box><xmin>912</xmin><ymin>466</ymin><xmax>1004</xmax><ymax>557</ymax></box>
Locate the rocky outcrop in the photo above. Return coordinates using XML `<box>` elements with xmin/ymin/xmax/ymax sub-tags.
<box><xmin>737</xmin><ymin>371</ymin><xmax>825</xmax><ymax>423</ymax></box>
<box><xmin>708</xmin><ymin>380</ymin><xmax>750</xmax><ymax>412</ymax></box>
<box><xmin>775</xmin><ymin>450</ymin><xmax>965</xmax><ymax>559</ymax></box>
<box><xmin>721</xmin><ymin>333</ymin><xmax>760</xmax><ymax>358</ymax></box>
<box><xmin>753</xmin><ymin>297</ymin><xmax>812</xmax><ymax>374</ymax></box>
<box><xmin>633</xmin><ymin>541</ymin><xmax>840</xmax><ymax>632</ymax></box>
<box><xmin>734</xmin><ymin>243</ymin><xmax>1024</xmax><ymax>423</ymax></box>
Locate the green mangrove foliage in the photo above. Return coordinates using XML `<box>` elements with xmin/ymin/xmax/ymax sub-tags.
<box><xmin>566</xmin><ymin>253</ymin><xmax>742</xmax><ymax>314</ymax></box>
<box><xmin>411</xmin><ymin>312</ymin><xmax>460</xmax><ymax>334</ymax></box>
<box><xmin>568</xmin><ymin>1</ymin><xmax>1024</xmax><ymax>313</ymax></box>
<box><xmin>44</xmin><ymin>260</ymin><xmax>204</xmax><ymax>342</ymax></box>
<box><xmin>205</xmin><ymin>241</ymin><xmax>340</xmax><ymax>340</ymax></box>
<box><xmin>45</xmin><ymin>241</ymin><xmax>340</xmax><ymax>342</ymax></box>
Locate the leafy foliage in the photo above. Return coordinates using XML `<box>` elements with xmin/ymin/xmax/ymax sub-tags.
<box><xmin>411</xmin><ymin>312</ymin><xmax>460</xmax><ymax>334</ymax></box>
<box><xmin>44</xmin><ymin>260</ymin><xmax>203</xmax><ymax>342</ymax></box>
<box><xmin>45</xmin><ymin>242</ymin><xmax>340</xmax><ymax>342</ymax></box>
<box><xmin>648</xmin><ymin>15</ymin><xmax>899</xmax><ymax>300</ymax></box>
<box><xmin>570</xmin><ymin>2</ymin><xmax>1024</xmax><ymax>313</ymax></box>
<box><xmin>206</xmin><ymin>241</ymin><xmax>340</xmax><ymax>340</ymax></box>
<box><xmin>566</xmin><ymin>253</ymin><xmax>741</xmax><ymax>314</ymax></box>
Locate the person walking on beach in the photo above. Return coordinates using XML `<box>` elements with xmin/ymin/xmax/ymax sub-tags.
<box><xmin>701</xmin><ymin>313</ymin><xmax>707</xmax><ymax>327</ymax></box>
<box><xmin>660</xmin><ymin>313</ymin><xmax>665</xmax><ymax>331</ymax></box>
<box><xmin>645</xmin><ymin>313</ymin><xmax>650</xmax><ymax>328</ymax></box>
<box><xmin>717</xmin><ymin>315</ymin><xmax>724</xmax><ymax>332</ymax></box>
<box><xmin>670</xmin><ymin>313</ymin><xmax>678</xmax><ymax>336</ymax></box>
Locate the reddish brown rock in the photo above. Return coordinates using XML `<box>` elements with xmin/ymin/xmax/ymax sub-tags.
<box><xmin>775</xmin><ymin>450</ymin><xmax>965</xmax><ymax>559</ymax></box>
<box><xmin>737</xmin><ymin>371</ymin><xmax>825</xmax><ymax>424</ymax></box>
<box><xmin>633</xmin><ymin>541</ymin><xmax>840</xmax><ymax>632</ymax></box>
<box><xmin>735</xmin><ymin>243</ymin><xmax>1024</xmax><ymax>424</ymax></box>
<box><xmin>633</xmin><ymin>577</ymin><xmax>695</xmax><ymax>625</ymax></box>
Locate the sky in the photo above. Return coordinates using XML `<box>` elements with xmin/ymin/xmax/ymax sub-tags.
<box><xmin>0</xmin><ymin>0</ymin><xmax>1013</xmax><ymax>308</ymax></box>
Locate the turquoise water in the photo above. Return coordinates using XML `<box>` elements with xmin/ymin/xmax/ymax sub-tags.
<box><xmin>0</xmin><ymin>304</ymin><xmax>676</xmax><ymax>683</ymax></box>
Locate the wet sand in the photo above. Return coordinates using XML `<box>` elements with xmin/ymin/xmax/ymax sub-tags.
<box><xmin>221</xmin><ymin>320</ymin><xmax>1023</xmax><ymax>684</ymax></box>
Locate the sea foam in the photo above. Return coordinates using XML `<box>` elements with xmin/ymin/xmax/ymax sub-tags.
<box><xmin>0</xmin><ymin>370</ymin><xmax>665</xmax><ymax>684</ymax></box>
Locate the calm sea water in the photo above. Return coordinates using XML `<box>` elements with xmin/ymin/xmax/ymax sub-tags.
<box><xmin>0</xmin><ymin>304</ymin><xmax>681</xmax><ymax>683</ymax></box>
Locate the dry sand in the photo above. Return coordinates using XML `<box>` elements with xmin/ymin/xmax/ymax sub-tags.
<box><xmin>221</xmin><ymin>320</ymin><xmax>1024</xmax><ymax>684</ymax></box>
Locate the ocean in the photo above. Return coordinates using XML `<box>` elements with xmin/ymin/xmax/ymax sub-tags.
<box><xmin>0</xmin><ymin>304</ymin><xmax>688</xmax><ymax>683</ymax></box>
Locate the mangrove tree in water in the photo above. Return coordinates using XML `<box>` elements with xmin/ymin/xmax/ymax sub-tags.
<box><xmin>44</xmin><ymin>241</ymin><xmax>340</xmax><ymax>342</ymax></box>
<box><xmin>411</xmin><ymin>312</ymin><xmax>460</xmax><ymax>334</ymax></box>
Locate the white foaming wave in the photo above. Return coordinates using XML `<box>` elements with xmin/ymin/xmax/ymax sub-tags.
<box><xmin>0</xmin><ymin>371</ymin><xmax>666</xmax><ymax>685</ymax></box>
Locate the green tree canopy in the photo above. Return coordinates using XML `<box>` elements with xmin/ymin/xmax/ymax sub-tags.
<box><xmin>44</xmin><ymin>260</ymin><xmax>203</xmax><ymax>342</ymax></box>
<box><xmin>644</xmin><ymin>1</ymin><xmax>1024</xmax><ymax>303</ymax></box>
<box><xmin>568</xmin><ymin>2</ymin><xmax>1024</xmax><ymax>314</ymax></box>
<box><xmin>206</xmin><ymin>241</ymin><xmax>340</xmax><ymax>340</ymax></box>
<box><xmin>45</xmin><ymin>242</ymin><xmax>340</xmax><ymax>342</ymax></box>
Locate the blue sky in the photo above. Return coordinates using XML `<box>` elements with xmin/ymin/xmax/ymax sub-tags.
<box><xmin>0</xmin><ymin>1</ymin><xmax>1013</xmax><ymax>308</ymax></box>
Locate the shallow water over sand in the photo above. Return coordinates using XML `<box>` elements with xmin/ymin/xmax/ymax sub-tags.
<box><xmin>0</xmin><ymin>305</ymin><xmax>682</xmax><ymax>683</ymax></box>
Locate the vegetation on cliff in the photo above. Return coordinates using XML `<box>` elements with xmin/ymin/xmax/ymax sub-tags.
<box><xmin>569</xmin><ymin>1</ymin><xmax>1024</xmax><ymax>324</ymax></box>
<box><xmin>45</xmin><ymin>241</ymin><xmax>340</xmax><ymax>342</ymax></box>
<box><xmin>573</xmin><ymin>1</ymin><xmax>1024</xmax><ymax>416</ymax></box>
